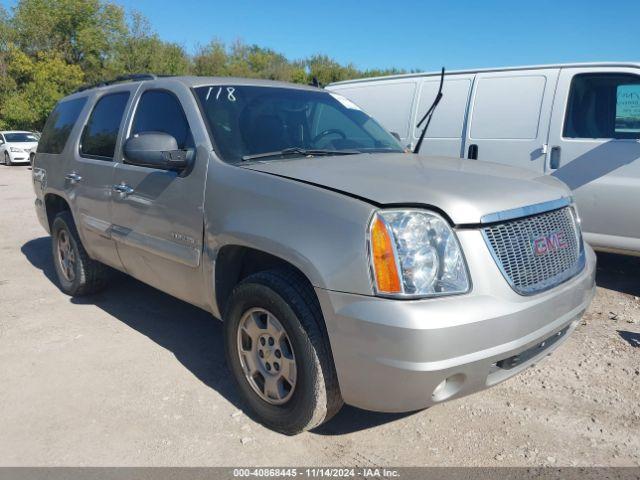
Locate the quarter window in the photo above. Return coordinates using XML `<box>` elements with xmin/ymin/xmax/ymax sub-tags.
<box><xmin>131</xmin><ymin>90</ymin><xmax>194</xmax><ymax>149</ymax></box>
<box><xmin>38</xmin><ymin>97</ymin><xmax>87</xmax><ymax>154</ymax></box>
<box><xmin>80</xmin><ymin>92</ymin><xmax>130</xmax><ymax>160</ymax></box>
<box><xmin>563</xmin><ymin>73</ymin><xmax>640</xmax><ymax>139</ymax></box>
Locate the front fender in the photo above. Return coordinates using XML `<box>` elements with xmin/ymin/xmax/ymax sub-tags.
<box><xmin>203</xmin><ymin>160</ymin><xmax>376</xmax><ymax>316</ymax></box>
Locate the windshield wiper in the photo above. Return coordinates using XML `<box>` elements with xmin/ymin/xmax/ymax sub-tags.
<box><xmin>413</xmin><ymin>67</ymin><xmax>445</xmax><ymax>154</ymax></box>
<box><xmin>241</xmin><ymin>147</ymin><xmax>361</xmax><ymax>161</ymax></box>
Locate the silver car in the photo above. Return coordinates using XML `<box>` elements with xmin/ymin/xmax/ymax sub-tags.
<box><xmin>32</xmin><ymin>75</ymin><xmax>596</xmax><ymax>434</ymax></box>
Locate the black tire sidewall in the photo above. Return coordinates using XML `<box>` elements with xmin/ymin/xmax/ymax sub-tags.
<box><xmin>224</xmin><ymin>281</ymin><xmax>323</xmax><ymax>434</ymax></box>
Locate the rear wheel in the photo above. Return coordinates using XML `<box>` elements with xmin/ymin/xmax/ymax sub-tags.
<box><xmin>51</xmin><ymin>211</ymin><xmax>111</xmax><ymax>296</ymax></box>
<box><xmin>224</xmin><ymin>269</ymin><xmax>342</xmax><ymax>434</ymax></box>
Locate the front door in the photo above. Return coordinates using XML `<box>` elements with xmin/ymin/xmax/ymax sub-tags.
<box><xmin>110</xmin><ymin>84</ymin><xmax>209</xmax><ymax>307</ymax></box>
<box><xmin>548</xmin><ymin>67</ymin><xmax>640</xmax><ymax>253</ymax></box>
<box><xmin>464</xmin><ymin>69</ymin><xmax>559</xmax><ymax>172</ymax></box>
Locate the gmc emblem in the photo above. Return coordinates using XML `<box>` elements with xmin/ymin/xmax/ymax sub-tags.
<box><xmin>531</xmin><ymin>231</ymin><xmax>568</xmax><ymax>256</ymax></box>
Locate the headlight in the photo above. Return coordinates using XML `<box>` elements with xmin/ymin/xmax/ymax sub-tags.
<box><xmin>368</xmin><ymin>209</ymin><xmax>470</xmax><ymax>298</ymax></box>
<box><xmin>10</xmin><ymin>147</ymin><xmax>22</xmax><ymax>152</ymax></box>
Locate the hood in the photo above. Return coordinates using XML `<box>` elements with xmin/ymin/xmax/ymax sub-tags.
<box><xmin>241</xmin><ymin>153</ymin><xmax>570</xmax><ymax>225</ymax></box>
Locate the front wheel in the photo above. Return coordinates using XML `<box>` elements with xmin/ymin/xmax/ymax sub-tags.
<box><xmin>4</xmin><ymin>152</ymin><xmax>11</xmax><ymax>166</ymax></box>
<box><xmin>224</xmin><ymin>269</ymin><xmax>343</xmax><ymax>434</ymax></box>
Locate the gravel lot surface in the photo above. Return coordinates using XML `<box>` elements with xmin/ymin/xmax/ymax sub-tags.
<box><xmin>0</xmin><ymin>165</ymin><xmax>638</xmax><ymax>466</ymax></box>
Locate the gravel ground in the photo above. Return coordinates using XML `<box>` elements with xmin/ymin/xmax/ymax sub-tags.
<box><xmin>0</xmin><ymin>164</ymin><xmax>638</xmax><ymax>467</ymax></box>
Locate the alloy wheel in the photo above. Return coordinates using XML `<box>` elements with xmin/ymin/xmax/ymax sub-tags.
<box><xmin>236</xmin><ymin>308</ymin><xmax>297</xmax><ymax>405</ymax></box>
<box><xmin>56</xmin><ymin>229</ymin><xmax>76</xmax><ymax>282</ymax></box>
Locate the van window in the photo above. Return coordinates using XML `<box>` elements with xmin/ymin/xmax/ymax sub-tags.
<box><xmin>38</xmin><ymin>97</ymin><xmax>87</xmax><ymax>154</ymax></box>
<box><xmin>80</xmin><ymin>92</ymin><xmax>130</xmax><ymax>160</ymax></box>
<box><xmin>131</xmin><ymin>90</ymin><xmax>194</xmax><ymax>149</ymax></box>
<box><xmin>564</xmin><ymin>73</ymin><xmax>640</xmax><ymax>139</ymax></box>
<box><xmin>414</xmin><ymin>79</ymin><xmax>471</xmax><ymax>139</ymax></box>
<box><xmin>470</xmin><ymin>75</ymin><xmax>547</xmax><ymax>140</ymax></box>
<box><xmin>331</xmin><ymin>82</ymin><xmax>416</xmax><ymax>139</ymax></box>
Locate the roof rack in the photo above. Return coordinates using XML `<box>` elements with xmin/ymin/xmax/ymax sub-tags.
<box><xmin>73</xmin><ymin>73</ymin><xmax>158</xmax><ymax>93</ymax></box>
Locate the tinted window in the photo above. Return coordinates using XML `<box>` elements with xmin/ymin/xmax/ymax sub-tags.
<box><xmin>564</xmin><ymin>74</ymin><xmax>640</xmax><ymax>140</ymax></box>
<box><xmin>80</xmin><ymin>92</ymin><xmax>130</xmax><ymax>159</ymax></box>
<box><xmin>194</xmin><ymin>85</ymin><xmax>402</xmax><ymax>163</ymax></box>
<box><xmin>38</xmin><ymin>97</ymin><xmax>87</xmax><ymax>154</ymax></box>
<box><xmin>4</xmin><ymin>132</ymin><xmax>39</xmax><ymax>142</ymax></box>
<box><xmin>131</xmin><ymin>90</ymin><xmax>193</xmax><ymax>149</ymax></box>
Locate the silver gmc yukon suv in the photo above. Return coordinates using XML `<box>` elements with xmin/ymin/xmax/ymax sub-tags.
<box><xmin>32</xmin><ymin>75</ymin><xmax>596</xmax><ymax>434</ymax></box>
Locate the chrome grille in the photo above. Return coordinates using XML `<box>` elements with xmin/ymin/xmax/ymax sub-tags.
<box><xmin>483</xmin><ymin>206</ymin><xmax>584</xmax><ymax>295</ymax></box>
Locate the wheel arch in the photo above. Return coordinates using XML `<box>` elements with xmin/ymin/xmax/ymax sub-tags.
<box><xmin>44</xmin><ymin>193</ymin><xmax>72</xmax><ymax>230</ymax></box>
<box><xmin>214</xmin><ymin>245</ymin><xmax>321</xmax><ymax>319</ymax></box>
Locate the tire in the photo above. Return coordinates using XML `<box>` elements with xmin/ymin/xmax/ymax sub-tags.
<box><xmin>4</xmin><ymin>152</ymin><xmax>11</xmax><ymax>166</ymax></box>
<box><xmin>224</xmin><ymin>268</ymin><xmax>343</xmax><ymax>434</ymax></box>
<box><xmin>51</xmin><ymin>211</ymin><xmax>110</xmax><ymax>296</ymax></box>
<box><xmin>29</xmin><ymin>153</ymin><xmax>35</xmax><ymax>167</ymax></box>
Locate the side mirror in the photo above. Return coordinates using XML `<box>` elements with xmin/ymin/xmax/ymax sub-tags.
<box><xmin>123</xmin><ymin>132</ymin><xmax>188</xmax><ymax>170</ymax></box>
<box><xmin>390</xmin><ymin>131</ymin><xmax>401</xmax><ymax>141</ymax></box>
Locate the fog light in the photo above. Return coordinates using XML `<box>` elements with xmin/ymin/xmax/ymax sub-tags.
<box><xmin>432</xmin><ymin>373</ymin><xmax>466</xmax><ymax>402</ymax></box>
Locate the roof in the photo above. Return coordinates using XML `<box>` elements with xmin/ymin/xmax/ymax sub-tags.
<box><xmin>65</xmin><ymin>75</ymin><xmax>322</xmax><ymax>99</ymax></box>
<box><xmin>327</xmin><ymin>61</ymin><xmax>640</xmax><ymax>87</ymax></box>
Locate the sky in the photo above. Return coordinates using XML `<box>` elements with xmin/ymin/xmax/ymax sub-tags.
<box><xmin>3</xmin><ymin>0</ymin><xmax>640</xmax><ymax>72</ymax></box>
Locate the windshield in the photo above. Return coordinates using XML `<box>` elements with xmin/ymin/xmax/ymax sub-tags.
<box><xmin>4</xmin><ymin>132</ymin><xmax>38</xmax><ymax>143</ymax></box>
<box><xmin>194</xmin><ymin>85</ymin><xmax>403</xmax><ymax>163</ymax></box>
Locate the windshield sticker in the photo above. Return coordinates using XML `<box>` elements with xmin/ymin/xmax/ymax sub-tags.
<box><xmin>329</xmin><ymin>93</ymin><xmax>362</xmax><ymax>111</ymax></box>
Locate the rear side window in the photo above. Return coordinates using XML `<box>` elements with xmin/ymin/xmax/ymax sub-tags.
<box><xmin>80</xmin><ymin>92</ymin><xmax>130</xmax><ymax>160</ymax></box>
<box><xmin>131</xmin><ymin>90</ymin><xmax>194</xmax><ymax>149</ymax></box>
<box><xmin>564</xmin><ymin>73</ymin><xmax>640</xmax><ymax>139</ymax></box>
<box><xmin>38</xmin><ymin>97</ymin><xmax>87</xmax><ymax>154</ymax></box>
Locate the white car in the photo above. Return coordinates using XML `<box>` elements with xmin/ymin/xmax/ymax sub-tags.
<box><xmin>1</xmin><ymin>131</ymin><xmax>39</xmax><ymax>166</ymax></box>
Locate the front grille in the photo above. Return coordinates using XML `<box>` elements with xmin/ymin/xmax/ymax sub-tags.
<box><xmin>483</xmin><ymin>206</ymin><xmax>584</xmax><ymax>295</ymax></box>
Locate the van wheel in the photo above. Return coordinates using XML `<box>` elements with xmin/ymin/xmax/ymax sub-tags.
<box><xmin>224</xmin><ymin>269</ymin><xmax>343</xmax><ymax>434</ymax></box>
<box><xmin>51</xmin><ymin>211</ymin><xmax>110</xmax><ymax>296</ymax></box>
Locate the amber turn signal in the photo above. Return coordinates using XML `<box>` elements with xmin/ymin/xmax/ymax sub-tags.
<box><xmin>370</xmin><ymin>216</ymin><xmax>401</xmax><ymax>293</ymax></box>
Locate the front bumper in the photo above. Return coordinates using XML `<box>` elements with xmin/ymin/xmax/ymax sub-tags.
<box><xmin>315</xmin><ymin>234</ymin><xmax>596</xmax><ymax>413</ymax></box>
<box><xmin>7</xmin><ymin>150</ymin><xmax>31</xmax><ymax>163</ymax></box>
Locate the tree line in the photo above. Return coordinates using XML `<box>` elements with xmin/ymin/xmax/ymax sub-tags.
<box><xmin>0</xmin><ymin>0</ymin><xmax>410</xmax><ymax>131</ymax></box>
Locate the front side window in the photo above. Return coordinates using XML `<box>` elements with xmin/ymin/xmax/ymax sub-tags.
<box><xmin>80</xmin><ymin>92</ymin><xmax>130</xmax><ymax>160</ymax></box>
<box><xmin>4</xmin><ymin>132</ymin><xmax>39</xmax><ymax>143</ymax></box>
<box><xmin>194</xmin><ymin>85</ymin><xmax>403</xmax><ymax>163</ymax></box>
<box><xmin>131</xmin><ymin>90</ymin><xmax>194</xmax><ymax>149</ymax></box>
<box><xmin>38</xmin><ymin>97</ymin><xmax>87</xmax><ymax>154</ymax></box>
<box><xmin>564</xmin><ymin>73</ymin><xmax>640</xmax><ymax>140</ymax></box>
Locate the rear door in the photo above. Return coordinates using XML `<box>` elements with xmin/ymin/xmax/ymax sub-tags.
<box><xmin>464</xmin><ymin>69</ymin><xmax>559</xmax><ymax>172</ymax></box>
<box><xmin>548</xmin><ymin>67</ymin><xmax>640</xmax><ymax>252</ymax></box>
<box><xmin>66</xmin><ymin>87</ymin><xmax>136</xmax><ymax>269</ymax></box>
<box><xmin>412</xmin><ymin>74</ymin><xmax>475</xmax><ymax>157</ymax></box>
<box><xmin>110</xmin><ymin>83</ymin><xmax>209</xmax><ymax>306</ymax></box>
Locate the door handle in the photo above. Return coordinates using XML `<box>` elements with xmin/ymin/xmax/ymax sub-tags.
<box><xmin>64</xmin><ymin>172</ymin><xmax>82</xmax><ymax>184</ymax></box>
<box><xmin>550</xmin><ymin>146</ymin><xmax>561</xmax><ymax>170</ymax></box>
<box><xmin>468</xmin><ymin>144</ymin><xmax>478</xmax><ymax>160</ymax></box>
<box><xmin>112</xmin><ymin>183</ymin><xmax>134</xmax><ymax>197</ymax></box>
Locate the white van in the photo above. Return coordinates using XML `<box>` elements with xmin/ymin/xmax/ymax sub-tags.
<box><xmin>327</xmin><ymin>63</ymin><xmax>640</xmax><ymax>256</ymax></box>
